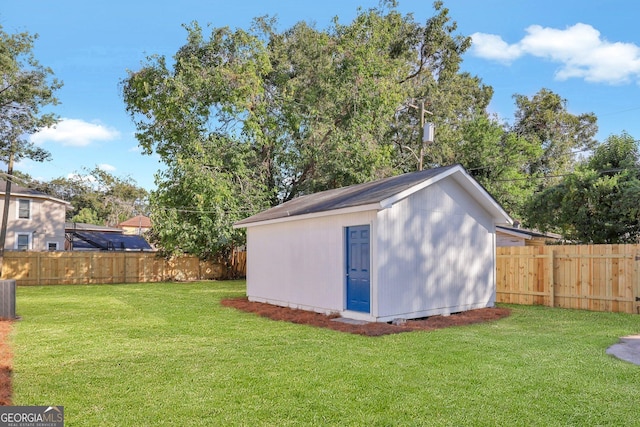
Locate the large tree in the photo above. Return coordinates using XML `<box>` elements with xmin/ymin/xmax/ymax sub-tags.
<box><xmin>511</xmin><ymin>88</ymin><xmax>598</xmax><ymax>180</ymax></box>
<box><xmin>0</xmin><ymin>26</ymin><xmax>62</xmax><ymax>259</ymax></box>
<box><xmin>454</xmin><ymin>115</ymin><xmax>542</xmax><ymax>218</ymax></box>
<box><xmin>122</xmin><ymin>1</ymin><xmax>493</xmax><ymax>257</ymax></box>
<box><xmin>450</xmin><ymin>88</ymin><xmax>598</xmax><ymax>223</ymax></box>
<box><xmin>145</xmin><ymin>134</ymin><xmax>267</xmax><ymax>258</ymax></box>
<box><xmin>527</xmin><ymin>133</ymin><xmax>640</xmax><ymax>243</ymax></box>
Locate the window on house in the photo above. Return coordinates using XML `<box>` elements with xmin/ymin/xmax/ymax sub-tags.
<box><xmin>47</xmin><ymin>242</ymin><xmax>58</xmax><ymax>251</ymax></box>
<box><xmin>16</xmin><ymin>234</ymin><xmax>30</xmax><ymax>251</ymax></box>
<box><xmin>18</xmin><ymin>199</ymin><xmax>30</xmax><ymax>219</ymax></box>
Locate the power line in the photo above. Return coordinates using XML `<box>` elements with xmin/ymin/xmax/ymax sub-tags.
<box><xmin>492</xmin><ymin>168</ymin><xmax>627</xmax><ymax>182</ymax></box>
<box><xmin>598</xmin><ymin>106</ymin><xmax>640</xmax><ymax>117</ymax></box>
<box><xmin>151</xmin><ymin>205</ymin><xmax>257</xmax><ymax>214</ymax></box>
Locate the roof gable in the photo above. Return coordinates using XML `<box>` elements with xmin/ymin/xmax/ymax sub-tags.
<box><xmin>235</xmin><ymin>165</ymin><xmax>512</xmax><ymax>228</ymax></box>
<box><xmin>117</xmin><ymin>215</ymin><xmax>151</xmax><ymax>228</ymax></box>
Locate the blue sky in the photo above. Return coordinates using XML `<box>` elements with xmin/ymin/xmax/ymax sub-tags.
<box><xmin>3</xmin><ymin>0</ymin><xmax>640</xmax><ymax>190</ymax></box>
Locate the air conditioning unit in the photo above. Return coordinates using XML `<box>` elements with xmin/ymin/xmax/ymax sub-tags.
<box><xmin>0</xmin><ymin>280</ymin><xmax>16</xmax><ymax>320</ymax></box>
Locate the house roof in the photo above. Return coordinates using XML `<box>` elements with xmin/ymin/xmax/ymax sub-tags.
<box><xmin>69</xmin><ymin>230</ymin><xmax>153</xmax><ymax>251</ymax></box>
<box><xmin>497</xmin><ymin>225</ymin><xmax>562</xmax><ymax>240</ymax></box>
<box><xmin>65</xmin><ymin>222</ymin><xmax>122</xmax><ymax>233</ymax></box>
<box><xmin>117</xmin><ymin>215</ymin><xmax>151</xmax><ymax>228</ymax></box>
<box><xmin>235</xmin><ymin>164</ymin><xmax>513</xmax><ymax>228</ymax></box>
<box><xmin>0</xmin><ymin>180</ymin><xmax>71</xmax><ymax>206</ymax></box>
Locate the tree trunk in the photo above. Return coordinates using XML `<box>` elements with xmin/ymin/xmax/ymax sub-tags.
<box><xmin>0</xmin><ymin>151</ymin><xmax>15</xmax><ymax>278</ymax></box>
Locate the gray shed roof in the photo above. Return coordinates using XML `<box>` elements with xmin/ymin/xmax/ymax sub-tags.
<box><xmin>235</xmin><ymin>164</ymin><xmax>512</xmax><ymax>227</ymax></box>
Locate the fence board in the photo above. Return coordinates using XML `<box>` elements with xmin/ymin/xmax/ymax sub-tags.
<box><xmin>497</xmin><ymin>245</ymin><xmax>639</xmax><ymax>314</ymax></box>
<box><xmin>0</xmin><ymin>250</ymin><xmax>247</xmax><ymax>286</ymax></box>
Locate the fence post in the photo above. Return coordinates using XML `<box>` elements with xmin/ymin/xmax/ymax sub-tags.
<box><xmin>635</xmin><ymin>246</ymin><xmax>640</xmax><ymax>314</ymax></box>
<box><xmin>548</xmin><ymin>249</ymin><xmax>555</xmax><ymax>308</ymax></box>
<box><xmin>89</xmin><ymin>252</ymin><xmax>94</xmax><ymax>283</ymax></box>
<box><xmin>36</xmin><ymin>252</ymin><xmax>41</xmax><ymax>286</ymax></box>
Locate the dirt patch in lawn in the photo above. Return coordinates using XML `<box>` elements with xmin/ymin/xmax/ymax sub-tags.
<box><xmin>0</xmin><ymin>321</ymin><xmax>13</xmax><ymax>405</ymax></box>
<box><xmin>221</xmin><ymin>297</ymin><xmax>511</xmax><ymax>336</ymax></box>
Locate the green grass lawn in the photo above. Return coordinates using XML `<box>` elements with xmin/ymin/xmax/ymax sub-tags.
<box><xmin>11</xmin><ymin>281</ymin><xmax>640</xmax><ymax>426</ymax></box>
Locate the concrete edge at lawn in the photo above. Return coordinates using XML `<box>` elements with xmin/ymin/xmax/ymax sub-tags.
<box><xmin>606</xmin><ymin>335</ymin><xmax>640</xmax><ymax>365</ymax></box>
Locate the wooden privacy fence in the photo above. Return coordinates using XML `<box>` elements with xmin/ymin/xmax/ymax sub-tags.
<box><xmin>497</xmin><ymin>245</ymin><xmax>640</xmax><ymax>314</ymax></box>
<box><xmin>1</xmin><ymin>250</ymin><xmax>247</xmax><ymax>286</ymax></box>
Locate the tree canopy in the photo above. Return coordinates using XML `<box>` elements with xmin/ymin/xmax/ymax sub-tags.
<box><xmin>122</xmin><ymin>1</ymin><xmax>632</xmax><ymax>254</ymax></box>
<box><xmin>0</xmin><ymin>25</ymin><xmax>60</xmax><ymax>166</ymax></box>
<box><xmin>31</xmin><ymin>167</ymin><xmax>149</xmax><ymax>226</ymax></box>
<box><xmin>527</xmin><ymin>133</ymin><xmax>640</xmax><ymax>243</ymax></box>
<box><xmin>511</xmin><ymin>88</ymin><xmax>598</xmax><ymax>180</ymax></box>
<box><xmin>0</xmin><ymin>25</ymin><xmax>62</xmax><ymax>257</ymax></box>
<box><xmin>455</xmin><ymin>89</ymin><xmax>598</xmax><ymax>220</ymax></box>
<box><xmin>122</xmin><ymin>1</ymin><xmax>498</xmax><ymax>257</ymax></box>
<box><xmin>453</xmin><ymin>114</ymin><xmax>542</xmax><ymax>217</ymax></box>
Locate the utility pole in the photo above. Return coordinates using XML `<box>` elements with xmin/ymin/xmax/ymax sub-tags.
<box><xmin>410</xmin><ymin>100</ymin><xmax>434</xmax><ymax>171</ymax></box>
<box><xmin>418</xmin><ymin>101</ymin><xmax>425</xmax><ymax>171</ymax></box>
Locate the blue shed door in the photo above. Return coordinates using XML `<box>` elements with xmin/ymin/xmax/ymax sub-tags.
<box><xmin>346</xmin><ymin>225</ymin><xmax>370</xmax><ymax>313</ymax></box>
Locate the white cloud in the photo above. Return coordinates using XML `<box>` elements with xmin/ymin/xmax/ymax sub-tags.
<box><xmin>31</xmin><ymin>118</ymin><xmax>121</xmax><ymax>147</ymax></box>
<box><xmin>98</xmin><ymin>163</ymin><xmax>116</xmax><ymax>172</ymax></box>
<box><xmin>469</xmin><ymin>32</ymin><xmax>522</xmax><ymax>63</ymax></box>
<box><xmin>471</xmin><ymin>23</ymin><xmax>640</xmax><ymax>84</ymax></box>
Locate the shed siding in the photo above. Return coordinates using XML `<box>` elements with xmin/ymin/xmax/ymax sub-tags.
<box><xmin>376</xmin><ymin>178</ymin><xmax>495</xmax><ymax>319</ymax></box>
<box><xmin>246</xmin><ymin>211</ymin><xmax>376</xmax><ymax>314</ymax></box>
<box><xmin>496</xmin><ymin>232</ymin><xmax>525</xmax><ymax>247</ymax></box>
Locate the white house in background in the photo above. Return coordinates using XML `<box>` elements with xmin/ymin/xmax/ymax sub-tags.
<box><xmin>0</xmin><ymin>181</ymin><xmax>71</xmax><ymax>251</ymax></box>
<box><xmin>234</xmin><ymin>164</ymin><xmax>513</xmax><ymax>323</ymax></box>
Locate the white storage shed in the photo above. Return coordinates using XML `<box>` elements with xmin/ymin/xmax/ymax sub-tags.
<box><xmin>234</xmin><ymin>164</ymin><xmax>513</xmax><ymax>322</ymax></box>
